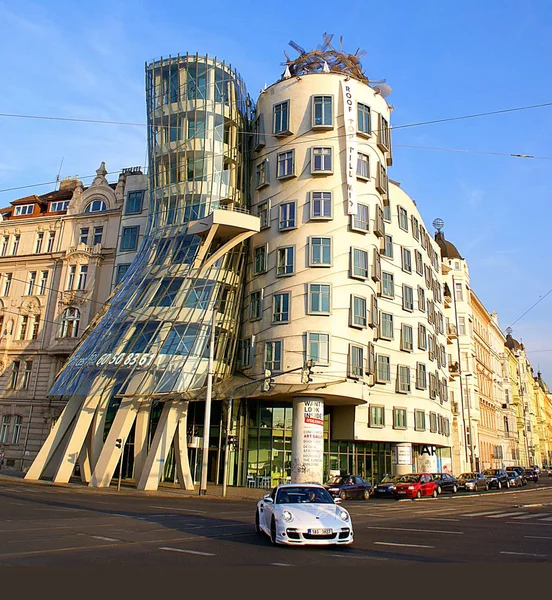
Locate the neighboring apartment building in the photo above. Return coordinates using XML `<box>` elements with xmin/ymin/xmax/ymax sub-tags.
<box><xmin>0</xmin><ymin>164</ymin><xmax>148</xmax><ymax>470</ymax></box>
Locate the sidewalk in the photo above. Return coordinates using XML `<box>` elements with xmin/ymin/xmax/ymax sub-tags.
<box><xmin>0</xmin><ymin>469</ymin><xmax>268</xmax><ymax>502</ymax></box>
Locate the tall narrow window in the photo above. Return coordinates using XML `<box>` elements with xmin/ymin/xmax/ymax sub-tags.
<box><xmin>254</xmin><ymin>246</ymin><xmax>267</xmax><ymax>274</ymax></box>
<box><xmin>308</xmin><ymin>332</ymin><xmax>330</xmax><ymax>365</ymax></box>
<box><xmin>414</xmin><ymin>410</ymin><xmax>426</xmax><ymax>431</ymax></box>
<box><xmin>458</xmin><ymin>316</ymin><xmax>466</xmax><ymax>335</ymax></box>
<box><xmin>272</xmin><ymin>292</ymin><xmax>290</xmax><ymax>323</ymax></box>
<box><xmin>255</xmin><ymin>161</ymin><xmax>269</xmax><ymax>188</ymax></box>
<box><xmin>35</xmin><ymin>232</ymin><xmax>44</xmax><ymax>253</ymax></box>
<box><xmin>120</xmin><ymin>226</ymin><xmax>139</xmax><ymax>251</ymax></box>
<box><xmin>79</xmin><ymin>228</ymin><xmax>89</xmax><ymax>245</ymax></box>
<box><xmin>357</xmin><ymin>103</ymin><xmax>371</xmax><ymax>135</ymax></box>
<box><xmin>38</xmin><ymin>271</ymin><xmax>48</xmax><ymax>295</ymax></box>
<box><xmin>313</xmin><ymin>95</ymin><xmax>333</xmax><ymax>127</ymax></box>
<box><xmin>265</xmin><ymin>340</ymin><xmax>282</xmax><ymax>371</ymax></box>
<box><xmin>418</xmin><ymin>286</ymin><xmax>426</xmax><ymax>312</ymax></box>
<box><xmin>382</xmin><ymin>235</ymin><xmax>393</xmax><ymax>258</ymax></box>
<box><xmin>250</xmin><ymin>291</ymin><xmax>262</xmax><ymax>321</ymax></box>
<box><xmin>12</xmin><ymin>415</ymin><xmax>22</xmax><ymax>444</ymax></box>
<box><xmin>8</xmin><ymin>362</ymin><xmax>19</xmax><ymax>389</ymax></box>
<box><xmin>454</xmin><ymin>282</ymin><xmax>464</xmax><ymax>301</ymax></box>
<box><xmin>351</xmin><ymin>248</ymin><xmax>369</xmax><ymax>279</ymax></box>
<box><xmin>398</xmin><ymin>207</ymin><xmax>409</xmax><ymax>231</ymax></box>
<box><xmin>19</xmin><ymin>316</ymin><xmax>28</xmax><ymax>340</ymax></box>
<box><xmin>67</xmin><ymin>265</ymin><xmax>76</xmax><ymax>290</ymax></box>
<box><xmin>381</xmin><ymin>272</ymin><xmax>394</xmax><ymax>299</ymax></box>
<box><xmin>369</xmin><ymin>405</ymin><xmax>385</xmax><ymax>428</ymax></box>
<box><xmin>401</xmin><ymin>247</ymin><xmax>412</xmax><ymax>273</ymax></box>
<box><xmin>397</xmin><ymin>365</ymin><xmax>411</xmax><ymax>393</ymax></box>
<box><xmin>277</xmin><ymin>150</ymin><xmax>295</xmax><ymax>178</ymax></box>
<box><xmin>401</xmin><ymin>324</ymin><xmax>413</xmax><ymax>352</ymax></box>
<box><xmin>351</xmin><ymin>204</ymin><xmax>369</xmax><ymax>232</ymax></box>
<box><xmin>11</xmin><ymin>235</ymin><xmax>19</xmax><ymax>256</ymax></box>
<box><xmin>279</xmin><ymin>201</ymin><xmax>296</xmax><ymax>230</ymax></box>
<box><xmin>310</xmin><ymin>237</ymin><xmax>332</xmax><ymax>266</ymax></box>
<box><xmin>47</xmin><ymin>231</ymin><xmax>56</xmax><ymax>252</ymax></box>
<box><xmin>21</xmin><ymin>361</ymin><xmax>32</xmax><ymax>390</ymax></box>
<box><xmin>349</xmin><ymin>345</ymin><xmax>364</xmax><ymax>378</ymax></box>
<box><xmin>377</xmin><ymin>355</ymin><xmax>391</xmax><ymax>383</ymax></box>
<box><xmin>311</xmin><ymin>147</ymin><xmax>332</xmax><ymax>173</ymax></box>
<box><xmin>351</xmin><ymin>295</ymin><xmax>367</xmax><ymax>328</ymax></box>
<box><xmin>257</xmin><ymin>201</ymin><xmax>269</xmax><ymax>229</ymax></box>
<box><xmin>1</xmin><ymin>236</ymin><xmax>8</xmax><ymax>256</ymax></box>
<box><xmin>402</xmin><ymin>285</ymin><xmax>414</xmax><ymax>311</ymax></box>
<box><xmin>3</xmin><ymin>273</ymin><xmax>12</xmax><ymax>296</ymax></box>
<box><xmin>77</xmin><ymin>265</ymin><xmax>88</xmax><ymax>290</ymax></box>
<box><xmin>26</xmin><ymin>272</ymin><xmax>36</xmax><ymax>295</ymax></box>
<box><xmin>0</xmin><ymin>415</ymin><xmax>10</xmax><ymax>440</ymax></box>
<box><xmin>273</xmin><ymin>101</ymin><xmax>290</xmax><ymax>135</ymax></box>
<box><xmin>356</xmin><ymin>153</ymin><xmax>370</xmax><ymax>179</ymax></box>
<box><xmin>93</xmin><ymin>226</ymin><xmax>103</xmax><ymax>246</ymax></box>
<box><xmin>393</xmin><ymin>408</ymin><xmax>407</xmax><ymax>429</ymax></box>
<box><xmin>380</xmin><ymin>312</ymin><xmax>394</xmax><ymax>340</ymax></box>
<box><xmin>31</xmin><ymin>315</ymin><xmax>40</xmax><ymax>340</ymax></box>
<box><xmin>60</xmin><ymin>307</ymin><xmax>80</xmax><ymax>337</ymax></box>
<box><xmin>276</xmin><ymin>247</ymin><xmax>295</xmax><ymax>276</ymax></box>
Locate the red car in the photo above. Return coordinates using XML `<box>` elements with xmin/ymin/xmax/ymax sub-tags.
<box><xmin>393</xmin><ymin>473</ymin><xmax>438</xmax><ymax>500</ymax></box>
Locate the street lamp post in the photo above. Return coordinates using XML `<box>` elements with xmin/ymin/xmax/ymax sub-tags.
<box><xmin>464</xmin><ymin>373</ymin><xmax>476</xmax><ymax>471</ymax></box>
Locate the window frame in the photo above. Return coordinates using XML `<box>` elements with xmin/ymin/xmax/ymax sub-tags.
<box><xmin>369</xmin><ymin>404</ymin><xmax>385</xmax><ymax>428</ymax></box>
<box><xmin>272</xmin><ymin>291</ymin><xmax>291</xmax><ymax>324</ymax></box>
<box><xmin>273</xmin><ymin>100</ymin><xmax>291</xmax><ymax>136</ymax></box>
<box><xmin>309</xmin><ymin>236</ymin><xmax>332</xmax><ymax>267</ymax></box>
<box><xmin>351</xmin><ymin>247</ymin><xmax>369</xmax><ymax>280</ymax></box>
<box><xmin>397</xmin><ymin>365</ymin><xmax>411</xmax><ymax>394</ymax></box>
<box><xmin>311</xmin><ymin>147</ymin><xmax>333</xmax><ymax>174</ymax></box>
<box><xmin>312</xmin><ymin>95</ymin><xmax>333</xmax><ymax>129</ymax></box>
<box><xmin>414</xmin><ymin>409</ymin><xmax>426</xmax><ymax>432</ymax></box>
<box><xmin>125</xmin><ymin>190</ymin><xmax>144</xmax><ymax>215</ymax></box>
<box><xmin>350</xmin><ymin>295</ymin><xmax>367</xmax><ymax>329</ymax></box>
<box><xmin>249</xmin><ymin>290</ymin><xmax>262</xmax><ymax>321</ymax></box>
<box><xmin>253</xmin><ymin>244</ymin><xmax>268</xmax><ymax>274</ymax></box>
<box><xmin>307</xmin><ymin>283</ymin><xmax>331</xmax><ymax>315</ymax></box>
<box><xmin>379</xmin><ymin>311</ymin><xmax>394</xmax><ymax>340</ymax></box>
<box><xmin>351</xmin><ymin>203</ymin><xmax>369</xmax><ymax>233</ymax></box>
<box><xmin>381</xmin><ymin>272</ymin><xmax>394</xmax><ymax>299</ymax></box>
<box><xmin>349</xmin><ymin>344</ymin><xmax>365</xmax><ymax>379</ymax></box>
<box><xmin>307</xmin><ymin>331</ymin><xmax>330</xmax><ymax>365</ymax></box>
<box><xmin>401</xmin><ymin>247</ymin><xmax>412</xmax><ymax>273</ymax></box>
<box><xmin>393</xmin><ymin>407</ymin><xmax>407</xmax><ymax>430</ymax></box>
<box><xmin>400</xmin><ymin>324</ymin><xmax>414</xmax><ymax>352</ymax></box>
<box><xmin>264</xmin><ymin>339</ymin><xmax>283</xmax><ymax>372</ymax></box>
<box><xmin>357</xmin><ymin>102</ymin><xmax>371</xmax><ymax>136</ymax></box>
<box><xmin>120</xmin><ymin>226</ymin><xmax>139</xmax><ymax>252</ymax></box>
<box><xmin>398</xmin><ymin>206</ymin><xmax>409</xmax><ymax>231</ymax></box>
<box><xmin>276</xmin><ymin>246</ymin><xmax>295</xmax><ymax>277</ymax></box>
<box><xmin>356</xmin><ymin>152</ymin><xmax>370</xmax><ymax>180</ymax></box>
<box><xmin>310</xmin><ymin>191</ymin><xmax>333</xmax><ymax>220</ymax></box>
<box><xmin>276</xmin><ymin>149</ymin><xmax>295</xmax><ymax>179</ymax></box>
<box><xmin>279</xmin><ymin>200</ymin><xmax>297</xmax><ymax>231</ymax></box>
<box><xmin>402</xmin><ymin>284</ymin><xmax>414</xmax><ymax>312</ymax></box>
<box><xmin>376</xmin><ymin>354</ymin><xmax>391</xmax><ymax>383</ymax></box>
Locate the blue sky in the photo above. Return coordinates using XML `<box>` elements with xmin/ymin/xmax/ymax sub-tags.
<box><xmin>1</xmin><ymin>0</ymin><xmax>551</xmax><ymax>381</ymax></box>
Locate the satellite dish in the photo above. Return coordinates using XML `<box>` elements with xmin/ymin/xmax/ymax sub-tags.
<box><xmin>372</xmin><ymin>83</ymin><xmax>392</xmax><ymax>98</ymax></box>
<box><xmin>432</xmin><ymin>218</ymin><xmax>444</xmax><ymax>232</ymax></box>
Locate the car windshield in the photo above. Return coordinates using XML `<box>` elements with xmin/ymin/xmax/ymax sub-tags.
<box><xmin>379</xmin><ymin>476</ymin><xmax>399</xmax><ymax>484</ymax></box>
<box><xmin>432</xmin><ymin>473</ymin><xmax>442</xmax><ymax>480</ymax></box>
<box><xmin>458</xmin><ymin>473</ymin><xmax>474</xmax><ymax>480</ymax></box>
<box><xmin>326</xmin><ymin>476</ymin><xmax>347</xmax><ymax>485</ymax></box>
<box><xmin>484</xmin><ymin>470</ymin><xmax>498</xmax><ymax>476</ymax></box>
<box><xmin>276</xmin><ymin>487</ymin><xmax>335</xmax><ymax>504</ymax></box>
<box><xmin>397</xmin><ymin>475</ymin><xmax>420</xmax><ymax>484</ymax></box>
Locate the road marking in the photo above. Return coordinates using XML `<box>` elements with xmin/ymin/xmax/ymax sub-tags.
<box><xmin>424</xmin><ymin>518</ymin><xmax>460</xmax><ymax>522</ymax></box>
<box><xmin>525</xmin><ymin>536</ymin><xmax>552</xmax><ymax>540</ymax></box>
<box><xmin>91</xmin><ymin>536</ymin><xmax>120</xmax><ymax>542</ymax></box>
<box><xmin>374</xmin><ymin>542</ymin><xmax>434</xmax><ymax>549</ymax></box>
<box><xmin>486</xmin><ymin>512</ymin><xmax>526</xmax><ymax>519</ymax></box>
<box><xmin>270</xmin><ymin>563</ymin><xmax>293</xmax><ymax>566</ymax></box>
<box><xmin>159</xmin><ymin>547</ymin><xmax>215</xmax><ymax>556</ymax></box>
<box><xmin>540</xmin><ymin>516</ymin><xmax>552</xmax><ymax>521</ymax></box>
<box><xmin>461</xmin><ymin>510</ymin><xmax>515</xmax><ymax>517</ymax></box>
<box><xmin>500</xmin><ymin>551</ymin><xmax>546</xmax><ymax>558</ymax></box>
<box><xmin>327</xmin><ymin>553</ymin><xmax>388</xmax><ymax>561</ymax></box>
<box><xmin>149</xmin><ymin>506</ymin><xmax>207</xmax><ymax>514</ymax></box>
<box><xmin>511</xmin><ymin>513</ymin><xmax>550</xmax><ymax>520</ymax></box>
<box><xmin>366</xmin><ymin>526</ymin><xmax>463</xmax><ymax>535</ymax></box>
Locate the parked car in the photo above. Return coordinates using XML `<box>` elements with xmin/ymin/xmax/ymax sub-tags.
<box><xmin>255</xmin><ymin>483</ymin><xmax>353</xmax><ymax>546</ymax></box>
<box><xmin>374</xmin><ymin>475</ymin><xmax>402</xmax><ymax>498</ymax></box>
<box><xmin>524</xmin><ymin>468</ymin><xmax>539</xmax><ymax>483</ymax></box>
<box><xmin>506</xmin><ymin>466</ymin><xmax>527</xmax><ymax>485</ymax></box>
<box><xmin>483</xmin><ymin>469</ymin><xmax>510</xmax><ymax>489</ymax></box>
<box><xmin>457</xmin><ymin>472</ymin><xmax>489</xmax><ymax>492</ymax></box>
<box><xmin>393</xmin><ymin>473</ymin><xmax>438</xmax><ymax>500</ymax></box>
<box><xmin>507</xmin><ymin>471</ymin><xmax>524</xmax><ymax>488</ymax></box>
<box><xmin>431</xmin><ymin>472</ymin><xmax>459</xmax><ymax>494</ymax></box>
<box><xmin>324</xmin><ymin>475</ymin><xmax>372</xmax><ymax>501</ymax></box>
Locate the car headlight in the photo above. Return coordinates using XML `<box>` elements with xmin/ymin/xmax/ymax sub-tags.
<box><xmin>282</xmin><ymin>510</ymin><xmax>293</xmax><ymax>523</ymax></box>
<box><xmin>338</xmin><ymin>510</ymin><xmax>349</xmax><ymax>522</ymax></box>
<box><xmin>408</xmin><ymin>486</ymin><xmax>415</xmax><ymax>490</ymax></box>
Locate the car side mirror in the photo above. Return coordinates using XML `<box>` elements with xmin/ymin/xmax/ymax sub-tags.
<box><xmin>334</xmin><ymin>498</ymin><xmax>342</xmax><ymax>504</ymax></box>
<box><xmin>263</xmin><ymin>494</ymin><xmax>273</xmax><ymax>503</ymax></box>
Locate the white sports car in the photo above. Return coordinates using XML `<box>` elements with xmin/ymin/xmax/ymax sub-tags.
<box><xmin>255</xmin><ymin>483</ymin><xmax>354</xmax><ymax>546</ymax></box>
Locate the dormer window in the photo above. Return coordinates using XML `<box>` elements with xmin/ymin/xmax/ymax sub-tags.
<box><xmin>84</xmin><ymin>199</ymin><xmax>107</xmax><ymax>213</ymax></box>
<box><xmin>50</xmin><ymin>201</ymin><xmax>69</xmax><ymax>212</ymax></box>
<box><xmin>14</xmin><ymin>204</ymin><xmax>34</xmax><ymax>216</ymax></box>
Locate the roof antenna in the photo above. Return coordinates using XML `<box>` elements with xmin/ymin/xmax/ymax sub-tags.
<box><xmin>55</xmin><ymin>157</ymin><xmax>64</xmax><ymax>191</ymax></box>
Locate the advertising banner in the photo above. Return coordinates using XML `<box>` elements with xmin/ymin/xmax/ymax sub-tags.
<box><xmin>341</xmin><ymin>79</ymin><xmax>357</xmax><ymax>216</ymax></box>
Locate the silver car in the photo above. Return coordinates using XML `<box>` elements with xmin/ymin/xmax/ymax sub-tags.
<box><xmin>457</xmin><ymin>472</ymin><xmax>489</xmax><ymax>492</ymax></box>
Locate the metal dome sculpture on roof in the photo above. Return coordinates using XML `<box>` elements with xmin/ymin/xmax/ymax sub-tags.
<box><xmin>281</xmin><ymin>33</ymin><xmax>391</xmax><ymax>96</ymax></box>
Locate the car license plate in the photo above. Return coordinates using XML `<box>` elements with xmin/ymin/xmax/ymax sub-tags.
<box><xmin>398</xmin><ymin>491</ymin><xmax>406</xmax><ymax>494</ymax></box>
<box><xmin>308</xmin><ymin>528</ymin><xmax>332</xmax><ymax>535</ymax></box>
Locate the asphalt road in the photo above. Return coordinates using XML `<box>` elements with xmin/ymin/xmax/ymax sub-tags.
<box><xmin>1</xmin><ymin>478</ymin><xmax>552</xmax><ymax>566</ymax></box>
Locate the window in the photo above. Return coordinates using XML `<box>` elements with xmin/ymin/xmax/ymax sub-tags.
<box><xmin>277</xmin><ymin>150</ymin><xmax>295</xmax><ymax>179</ymax></box>
<box><xmin>377</xmin><ymin>355</ymin><xmax>391</xmax><ymax>383</ymax></box>
<box><xmin>34</xmin><ymin>232</ymin><xmax>44</xmax><ymax>253</ymax></box>
<box><xmin>265</xmin><ymin>340</ymin><xmax>282</xmax><ymax>372</ymax></box>
<box><xmin>240</xmin><ymin>338</ymin><xmax>252</xmax><ymax>368</ymax></box>
<box><xmin>398</xmin><ymin>206</ymin><xmax>408</xmax><ymax>231</ymax></box>
<box><xmin>77</xmin><ymin>265</ymin><xmax>88</xmax><ymax>290</ymax></box>
<box><xmin>38</xmin><ymin>271</ymin><xmax>48</xmax><ymax>295</ymax></box>
<box><xmin>356</xmin><ymin>153</ymin><xmax>370</xmax><ymax>179</ymax></box>
<box><xmin>376</xmin><ymin>163</ymin><xmax>388</xmax><ymax>195</ymax></box>
<box><xmin>308</xmin><ymin>332</ymin><xmax>330</xmax><ymax>365</ymax></box>
<box><xmin>312</xmin><ymin>95</ymin><xmax>333</xmax><ymax>127</ymax></box>
<box><xmin>369</xmin><ymin>405</ymin><xmax>384</xmax><ymax>428</ymax></box>
<box><xmin>351</xmin><ymin>248</ymin><xmax>369</xmax><ymax>279</ymax></box>
<box><xmin>383</xmin><ymin>201</ymin><xmax>391</xmax><ymax>223</ymax></box>
<box><xmin>414</xmin><ymin>410</ymin><xmax>426</xmax><ymax>431</ymax></box>
<box><xmin>276</xmin><ymin>246</ymin><xmax>294</xmax><ymax>276</ymax></box>
<box><xmin>1</xmin><ymin>236</ymin><xmax>8</xmax><ymax>256</ymax></box>
<box><xmin>79</xmin><ymin>227</ymin><xmax>89</xmax><ymax>245</ymax></box>
<box><xmin>458</xmin><ymin>316</ymin><xmax>466</xmax><ymax>335</ymax></box>
<box><xmin>12</xmin><ymin>415</ymin><xmax>22</xmax><ymax>444</ymax></box>
<box><xmin>3</xmin><ymin>273</ymin><xmax>12</xmax><ymax>296</ymax></box>
<box><xmin>93</xmin><ymin>227</ymin><xmax>103</xmax><ymax>246</ymax></box>
<box><xmin>257</xmin><ymin>201</ymin><xmax>269</xmax><ymax>229</ymax></box>
<box><xmin>279</xmin><ymin>201</ymin><xmax>296</xmax><ymax>230</ymax></box>
<box><xmin>401</xmin><ymin>324</ymin><xmax>413</xmax><ymax>352</ymax></box>
<box><xmin>381</xmin><ymin>272</ymin><xmax>394</xmax><ymax>299</ymax></box>
<box><xmin>311</xmin><ymin>147</ymin><xmax>332</xmax><ymax>173</ymax></box>
<box><xmin>454</xmin><ymin>282</ymin><xmax>463</xmax><ymax>301</ymax></box>
<box><xmin>47</xmin><ymin>232</ymin><xmax>56</xmax><ymax>252</ymax></box>
<box><xmin>351</xmin><ymin>295</ymin><xmax>367</xmax><ymax>328</ymax></box>
<box><xmin>115</xmin><ymin>264</ymin><xmax>131</xmax><ymax>285</ymax></box>
<box><xmin>357</xmin><ymin>103</ymin><xmax>371</xmax><ymax>135</ymax></box>
<box><xmin>49</xmin><ymin>200</ymin><xmax>69</xmax><ymax>212</ymax></box>
<box><xmin>430</xmin><ymin>412</ymin><xmax>437</xmax><ymax>433</ymax></box>
<box><xmin>311</xmin><ymin>191</ymin><xmax>332</xmax><ymax>219</ymax></box>
<box><xmin>256</xmin><ymin>161</ymin><xmax>269</xmax><ymax>188</ymax></box>
<box><xmin>378</xmin><ymin>114</ymin><xmax>391</xmax><ymax>151</ymax></box>
<box><xmin>254</xmin><ymin>245</ymin><xmax>267</xmax><ymax>274</ymax></box>
<box><xmin>31</xmin><ymin>315</ymin><xmax>40</xmax><ymax>340</ymax></box>
<box><xmin>125</xmin><ymin>191</ymin><xmax>144</xmax><ymax>214</ymax></box>
<box><xmin>84</xmin><ymin>199</ymin><xmax>106</xmax><ymax>213</ymax></box>
<box><xmin>11</xmin><ymin>235</ymin><xmax>19</xmax><ymax>255</ymax></box>
<box><xmin>428</xmin><ymin>334</ymin><xmax>435</xmax><ymax>362</ymax></box>
<box><xmin>272</xmin><ymin>292</ymin><xmax>290</xmax><ymax>323</ymax></box>
<box><xmin>308</xmin><ymin>283</ymin><xmax>331</xmax><ymax>314</ymax></box>
<box><xmin>120</xmin><ymin>226</ymin><xmax>139</xmax><ymax>251</ymax></box>
<box><xmin>273</xmin><ymin>101</ymin><xmax>290</xmax><ymax>135</ymax></box>
<box><xmin>309</xmin><ymin>237</ymin><xmax>332</xmax><ymax>266</ymax></box>
<box><xmin>1</xmin><ymin>415</ymin><xmax>10</xmax><ymax>441</ymax></box>
<box><xmin>403</xmin><ymin>285</ymin><xmax>414</xmax><ymax>311</ymax></box>
<box><xmin>393</xmin><ymin>408</ymin><xmax>407</xmax><ymax>429</ymax></box>
<box><xmin>418</xmin><ymin>286</ymin><xmax>426</xmax><ymax>312</ymax></box>
<box><xmin>187</xmin><ymin>115</ymin><xmax>205</xmax><ymax>139</ymax></box>
<box><xmin>8</xmin><ymin>362</ymin><xmax>19</xmax><ymax>389</ymax></box>
<box><xmin>397</xmin><ymin>365</ymin><xmax>410</xmax><ymax>393</ymax></box>
<box><xmin>375</xmin><ymin>205</ymin><xmax>385</xmax><ymax>237</ymax></box>
<box><xmin>60</xmin><ymin>307</ymin><xmax>80</xmax><ymax>337</ymax></box>
<box><xmin>14</xmin><ymin>204</ymin><xmax>34</xmax><ymax>216</ymax></box>
<box><xmin>415</xmin><ymin>250</ymin><xmax>423</xmax><ymax>275</ymax></box>
<box><xmin>369</xmin><ymin>295</ymin><xmax>379</xmax><ymax>328</ymax></box>
<box><xmin>380</xmin><ymin>312</ymin><xmax>393</xmax><ymax>340</ymax></box>
<box><xmin>26</xmin><ymin>271</ymin><xmax>36</xmax><ymax>295</ymax></box>
<box><xmin>250</xmin><ymin>291</ymin><xmax>262</xmax><ymax>321</ymax></box>
<box><xmin>21</xmin><ymin>361</ymin><xmax>32</xmax><ymax>390</ymax></box>
<box><xmin>382</xmin><ymin>235</ymin><xmax>393</xmax><ymax>258</ymax></box>
<box><xmin>401</xmin><ymin>247</ymin><xmax>412</xmax><ymax>273</ymax></box>
<box><xmin>349</xmin><ymin>345</ymin><xmax>364</xmax><ymax>378</ymax></box>
<box><xmin>19</xmin><ymin>316</ymin><xmax>28</xmax><ymax>340</ymax></box>
<box><xmin>351</xmin><ymin>204</ymin><xmax>369</xmax><ymax>232</ymax></box>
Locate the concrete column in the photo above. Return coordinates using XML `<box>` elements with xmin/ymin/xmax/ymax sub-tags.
<box><xmin>392</xmin><ymin>442</ymin><xmax>413</xmax><ymax>475</ymax></box>
<box><xmin>174</xmin><ymin>401</ymin><xmax>194</xmax><ymax>490</ymax></box>
<box><xmin>291</xmin><ymin>396</ymin><xmax>324</xmax><ymax>484</ymax></box>
<box><xmin>133</xmin><ymin>400</ymin><xmax>152</xmax><ymax>483</ymax></box>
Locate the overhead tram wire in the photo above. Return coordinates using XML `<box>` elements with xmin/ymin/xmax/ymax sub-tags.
<box><xmin>508</xmin><ymin>286</ymin><xmax>552</xmax><ymax>329</ymax></box>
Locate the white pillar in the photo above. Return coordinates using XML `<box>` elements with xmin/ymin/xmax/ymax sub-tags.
<box><xmin>392</xmin><ymin>442</ymin><xmax>413</xmax><ymax>475</ymax></box>
<box><xmin>291</xmin><ymin>396</ymin><xmax>325</xmax><ymax>484</ymax></box>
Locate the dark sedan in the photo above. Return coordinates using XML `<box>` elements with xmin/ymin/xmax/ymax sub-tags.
<box><xmin>374</xmin><ymin>475</ymin><xmax>402</xmax><ymax>498</ymax></box>
<box><xmin>483</xmin><ymin>469</ymin><xmax>510</xmax><ymax>489</ymax></box>
<box><xmin>457</xmin><ymin>472</ymin><xmax>489</xmax><ymax>492</ymax></box>
<box><xmin>324</xmin><ymin>475</ymin><xmax>372</xmax><ymax>500</ymax></box>
<box><xmin>506</xmin><ymin>466</ymin><xmax>527</xmax><ymax>485</ymax></box>
<box><xmin>524</xmin><ymin>469</ymin><xmax>539</xmax><ymax>483</ymax></box>
<box><xmin>507</xmin><ymin>471</ymin><xmax>524</xmax><ymax>488</ymax></box>
<box><xmin>431</xmin><ymin>472</ymin><xmax>459</xmax><ymax>494</ymax></box>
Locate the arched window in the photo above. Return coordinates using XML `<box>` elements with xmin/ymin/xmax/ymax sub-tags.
<box><xmin>60</xmin><ymin>307</ymin><xmax>80</xmax><ymax>338</ymax></box>
<box><xmin>84</xmin><ymin>199</ymin><xmax>107</xmax><ymax>213</ymax></box>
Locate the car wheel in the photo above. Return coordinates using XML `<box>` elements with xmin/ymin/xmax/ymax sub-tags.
<box><xmin>485</xmin><ymin>483</ymin><xmax>489</xmax><ymax>491</ymax></box>
<box><xmin>506</xmin><ymin>481</ymin><xmax>510</xmax><ymax>488</ymax></box>
<box><xmin>270</xmin><ymin>517</ymin><xmax>278</xmax><ymax>545</ymax></box>
<box><xmin>497</xmin><ymin>481</ymin><xmax>502</xmax><ymax>490</ymax></box>
<box><xmin>363</xmin><ymin>489</ymin><xmax>371</xmax><ymax>501</ymax></box>
<box><xmin>452</xmin><ymin>485</ymin><xmax>458</xmax><ymax>494</ymax></box>
<box><xmin>255</xmin><ymin>510</ymin><xmax>262</xmax><ymax>535</ymax></box>
<box><xmin>436</xmin><ymin>486</ymin><xmax>442</xmax><ymax>495</ymax></box>
<box><xmin>340</xmin><ymin>490</ymin><xmax>347</xmax><ymax>501</ymax></box>
<box><xmin>432</xmin><ymin>488</ymin><xmax>438</xmax><ymax>498</ymax></box>
<box><xmin>416</xmin><ymin>490</ymin><xmax>422</xmax><ymax>499</ymax></box>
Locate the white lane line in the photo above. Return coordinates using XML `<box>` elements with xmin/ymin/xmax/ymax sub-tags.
<box><xmin>366</xmin><ymin>526</ymin><xmax>463</xmax><ymax>535</ymax></box>
<box><xmin>525</xmin><ymin>536</ymin><xmax>552</xmax><ymax>540</ymax></box>
<box><xmin>327</xmin><ymin>553</ymin><xmax>388</xmax><ymax>561</ymax></box>
<box><xmin>270</xmin><ymin>563</ymin><xmax>293</xmax><ymax>567</ymax></box>
<box><xmin>500</xmin><ymin>551</ymin><xmax>546</xmax><ymax>558</ymax></box>
<box><xmin>149</xmin><ymin>506</ymin><xmax>207</xmax><ymax>514</ymax></box>
<box><xmin>91</xmin><ymin>536</ymin><xmax>120</xmax><ymax>542</ymax></box>
<box><xmin>6</xmin><ymin>502</ymin><xmax>25</xmax><ymax>506</ymax></box>
<box><xmin>159</xmin><ymin>547</ymin><xmax>215</xmax><ymax>556</ymax></box>
<box><xmin>540</xmin><ymin>516</ymin><xmax>552</xmax><ymax>521</ymax></box>
<box><xmin>374</xmin><ymin>542</ymin><xmax>434</xmax><ymax>549</ymax></box>
<box><xmin>461</xmin><ymin>510</ymin><xmax>513</xmax><ymax>517</ymax></box>
<box><xmin>487</xmin><ymin>512</ymin><xmax>526</xmax><ymax>519</ymax></box>
<box><xmin>424</xmin><ymin>518</ymin><xmax>460</xmax><ymax>522</ymax></box>
<box><xmin>511</xmin><ymin>513</ymin><xmax>550</xmax><ymax>520</ymax></box>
